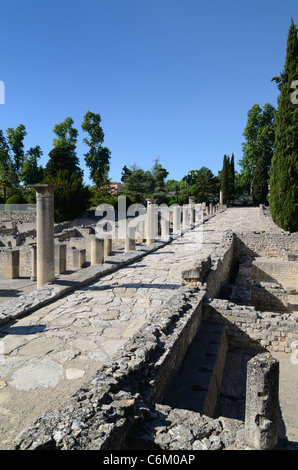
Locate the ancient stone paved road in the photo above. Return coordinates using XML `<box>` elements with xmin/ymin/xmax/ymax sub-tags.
<box><xmin>0</xmin><ymin>207</ymin><xmax>294</xmax><ymax>450</ymax></box>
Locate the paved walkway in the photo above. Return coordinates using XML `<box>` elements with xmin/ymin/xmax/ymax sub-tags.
<box><xmin>0</xmin><ymin>208</ymin><xmax>297</xmax><ymax>450</ymax></box>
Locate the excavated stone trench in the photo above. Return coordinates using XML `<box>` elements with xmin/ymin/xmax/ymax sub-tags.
<box><xmin>159</xmin><ymin>238</ymin><xmax>298</xmax><ymax>436</ymax></box>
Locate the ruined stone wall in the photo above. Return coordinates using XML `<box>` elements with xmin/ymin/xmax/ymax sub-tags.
<box><xmin>234</xmin><ymin>232</ymin><xmax>298</xmax><ymax>260</ymax></box>
<box><xmin>203</xmin><ymin>299</ymin><xmax>298</xmax><ymax>352</ymax></box>
<box><xmin>252</xmin><ymin>259</ymin><xmax>298</xmax><ymax>290</ymax></box>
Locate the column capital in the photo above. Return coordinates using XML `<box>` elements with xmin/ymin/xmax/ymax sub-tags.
<box><xmin>29</xmin><ymin>184</ymin><xmax>61</xmax><ymax>194</ymax></box>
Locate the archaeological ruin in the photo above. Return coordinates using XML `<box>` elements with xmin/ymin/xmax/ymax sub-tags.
<box><xmin>0</xmin><ymin>194</ymin><xmax>297</xmax><ymax>451</ymax></box>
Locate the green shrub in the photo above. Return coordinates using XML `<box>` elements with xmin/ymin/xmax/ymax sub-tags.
<box><xmin>5</xmin><ymin>194</ymin><xmax>27</xmax><ymax>204</ymax></box>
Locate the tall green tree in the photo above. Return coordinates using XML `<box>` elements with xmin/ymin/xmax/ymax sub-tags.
<box><xmin>44</xmin><ymin>145</ymin><xmax>83</xmax><ymax>179</ymax></box>
<box><xmin>0</xmin><ymin>130</ymin><xmax>12</xmax><ymax>198</ymax></box>
<box><xmin>229</xmin><ymin>153</ymin><xmax>235</xmax><ymax>198</ymax></box>
<box><xmin>81</xmin><ymin>111</ymin><xmax>111</xmax><ymax>187</ymax></box>
<box><xmin>239</xmin><ymin>103</ymin><xmax>276</xmax><ymax>193</ymax></box>
<box><xmin>52</xmin><ymin>117</ymin><xmax>81</xmax><ymax>172</ymax></box>
<box><xmin>220</xmin><ymin>155</ymin><xmax>230</xmax><ymax>204</ymax></box>
<box><xmin>6</xmin><ymin>124</ymin><xmax>27</xmax><ymax>184</ymax></box>
<box><xmin>252</xmin><ymin>153</ymin><xmax>269</xmax><ymax>205</ymax></box>
<box><xmin>19</xmin><ymin>146</ymin><xmax>43</xmax><ymax>185</ymax></box>
<box><xmin>151</xmin><ymin>157</ymin><xmax>169</xmax><ymax>195</ymax></box>
<box><xmin>192</xmin><ymin>166</ymin><xmax>218</xmax><ymax>203</ymax></box>
<box><xmin>269</xmin><ymin>19</ymin><xmax>298</xmax><ymax>232</ymax></box>
<box><xmin>46</xmin><ymin>169</ymin><xmax>90</xmax><ymax>223</ymax></box>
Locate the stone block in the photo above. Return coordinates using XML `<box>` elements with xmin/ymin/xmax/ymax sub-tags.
<box><xmin>5</xmin><ymin>248</ymin><xmax>19</xmax><ymax>279</ymax></box>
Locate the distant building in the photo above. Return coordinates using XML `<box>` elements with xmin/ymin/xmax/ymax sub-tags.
<box><xmin>110</xmin><ymin>182</ymin><xmax>122</xmax><ymax>195</ymax></box>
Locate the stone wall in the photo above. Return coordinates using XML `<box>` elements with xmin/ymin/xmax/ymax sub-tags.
<box><xmin>234</xmin><ymin>232</ymin><xmax>298</xmax><ymax>261</ymax></box>
<box><xmin>252</xmin><ymin>259</ymin><xmax>298</xmax><ymax>291</ymax></box>
<box><xmin>203</xmin><ymin>298</ymin><xmax>298</xmax><ymax>352</ymax></box>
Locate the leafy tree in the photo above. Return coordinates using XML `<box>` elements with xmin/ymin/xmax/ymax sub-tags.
<box><xmin>269</xmin><ymin>19</ymin><xmax>298</xmax><ymax>232</ymax></box>
<box><xmin>192</xmin><ymin>166</ymin><xmax>218</xmax><ymax>203</ymax></box>
<box><xmin>121</xmin><ymin>165</ymin><xmax>132</xmax><ymax>183</ymax></box>
<box><xmin>52</xmin><ymin>116</ymin><xmax>78</xmax><ymax>149</ymax></box>
<box><xmin>6</xmin><ymin>124</ymin><xmax>27</xmax><ymax>183</ymax></box>
<box><xmin>120</xmin><ymin>164</ymin><xmax>154</xmax><ymax>203</ymax></box>
<box><xmin>44</xmin><ymin>145</ymin><xmax>83</xmax><ymax>179</ymax></box>
<box><xmin>19</xmin><ymin>146</ymin><xmax>43</xmax><ymax>185</ymax></box>
<box><xmin>0</xmin><ymin>130</ymin><xmax>12</xmax><ymax>199</ymax></box>
<box><xmin>51</xmin><ymin>117</ymin><xmax>81</xmax><ymax>175</ymax></box>
<box><xmin>81</xmin><ymin>111</ymin><xmax>111</xmax><ymax>187</ymax></box>
<box><xmin>252</xmin><ymin>153</ymin><xmax>269</xmax><ymax>205</ymax></box>
<box><xmin>239</xmin><ymin>103</ymin><xmax>276</xmax><ymax>193</ymax></box>
<box><xmin>151</xmin><ymin>157</ymin><xmax>169</xmax><ymax>199</ymax></box>
<box><xmin>44</xmin><ymin>169</ymin><xmax>90</xmax><ymax>223</ymax></box>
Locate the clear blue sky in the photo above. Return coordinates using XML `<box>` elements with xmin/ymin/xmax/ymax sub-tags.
<box><xmin>0</xmin><ymin>0</ymin><xmax>297</xmax><ymax>185</ymax></box>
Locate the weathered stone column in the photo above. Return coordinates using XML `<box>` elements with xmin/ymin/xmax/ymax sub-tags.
<box><xmin>125</xmin><ymin>224</ymin><xmax>136</xmax><ymax>252</ymax></box>
<box><xmin>146</xmin><ymin>198</ymin><xmax>157</xmax><ymax>245</ymax></box>
<box><xmin>55</xmin><ymin>243</ymin><xmax>67</xmax><ymax>274</ymax></box>
<box><xmin>160</xmin><ymin>205</ymin><xmax>170</xmax><ymax>241</ymax></box>
<box><xmin>30</xmin><ymin>184</ymin><xmax>60</xmax><ymax>288</ymax></box>
<box><xmin>72</xmin><ymin>248</ymin><xmax>86</xmax><ymax>268</ymax></box>
<box><xmin>104</xmin><ymin>238</ymin><xmax>112</xmax><ymax>256</ymax></box>
<box><xmin>219</xmin><ymin>190</ymin><xmax>223</xmax><ymax>210</ymax></box>
<box><xmin>182</xmin><ymin>204</ymin><xmax>189</xmax><ymax>228</ymax></box>
<box><xmin>30</xmin><ymin>244</ymin><xmax>37</xmax><ymax>281</ymax></box>
<box><xmin>189</xmin><ymin>197</ymin><xmax>195</xmax><ymax>225</ymax></box>
<box><xmin>136</xmin><ymin>219</ymin><xmax>145</xmax><ymax>243</ymax></box>
<box><xmin>245</xmin><ymin>352</ymin><xmax>279</xmax><ymax>450</ymax></box>
<box><xmin>91</xmin><ymin>238</ymin><xmax>104</xmax><ymax>265</ymax></box>
<box><xmin>5</xmin><ymin>248</ymin><xmax>19</xmax><ymax>279</ymax></box>
<box><xmin>172</xmin><ymin>205</ymin><xmax>181</xmax><ymax>235</ymax></box>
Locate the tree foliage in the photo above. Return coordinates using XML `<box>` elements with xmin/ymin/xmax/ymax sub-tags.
<box><xmin>45</xmin><ymin>169</ymin><xmax>90</xmax><ymax>223</ymax></box>
<box><xmin>269</xmin><ymin>19</ymin><xmax>298</xmax><ymax>232</ymax></box>
<box><xmin>19</xmin><ymin>146</ymin><xmax>44</xmax><ymax>185</ymax></box>
<box><xmin>239</xmin><ymin>103</ymin><xmax>276</xmax><ymax>193</ymax></box>
<box><xmin>252</xmin><ymin>153</ymin><xmax>269</xmax><ymax>205</ymax></box>
<box><xmin>81</xmin><ymin>111</ymin><xmax>111</xmax><ymax>187</ymax></box>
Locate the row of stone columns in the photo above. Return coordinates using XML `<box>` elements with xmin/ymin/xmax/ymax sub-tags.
<box><xmin>5</xmin><ymin>186</ymin><xmax>224</xmax><ymax>289</ymax></box>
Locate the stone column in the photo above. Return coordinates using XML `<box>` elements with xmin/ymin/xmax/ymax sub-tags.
<box><xmin>104</xmin><ymin>238</ymin><xmax>112</xmax><ymax>256</ymax></box>
<box><xmin>91</xmin><ymin>238</ymin><xmax>104</xmax><ymax>265</ymax></box>
<box><xmin>30</xmin><ymin>184</ymin><xmax>60</xmax><ymax>288</ymax></box>
<box><xmin>245</xmin><ymin>353</ymin><xmax>279</xmax><ymax>450</ymax></box>
<box><xmin>219</xmin><ymin>190</ymin><xmax>223</xmax><ymax>210</ymax></box>
<box><xmin>189</xmin><ymin>197</ymin><xmax>195</xmax><ymax>225</ymax></box>
<box><xmin>72</xmin><ymin>248</ymin><xmax>86</xmax><ymax>268</ymax></box>
<box><xmin>160</xmin><ymin>206</ymin><xmax>170</xmax><ymax>241</ymax></box>
<box><xmin>146</xmin><ymin>198</ymin><xmax>157</xmax><ymax>245</ymax></box>
<box><xmin>136</xmin><ymin>219</ymin><xmax>145</xmax><ymax>243</ymax></box>
<box><xmin>182</xmin><ymin>204</ymin><xmax>189</xmax><ymax>229</ymax></box>
<box><xmin>125</xmin><ymin>223</ymin><xmax>136</xmax><ymax>252</ymax></box>
<box><xmin>31</xmin><ymin>244</ymin><xmax>37</xmax><ymax>281</ymax></box>
<box><xmin>5</xmin><ymin>248</ymin><xmax>19</xmax><ymax>279</ymax></box>
<box><xmin>55</xmin><ymin>243</ymin><xmax>67</xmax><ymax>274</ymax></box>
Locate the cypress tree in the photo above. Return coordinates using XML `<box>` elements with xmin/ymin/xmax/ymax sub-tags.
<box><xmin>269</xmin><ymin>19</ymin><xmax>298</xmax><ymax>232</ymax></box>
<box><xmin>252</xmin><ymin>153</ymin><xmax>269</xmax><ymax>205</ymax></box>
<box><xmin>229</xmin><ymin>153</ymin><xmax>235</xmax><ymax>199</ymax></box>
<box><xmin>221</xmin><ymin>155</ymin><xmax>230</xmax><ymax>204</ymax></box>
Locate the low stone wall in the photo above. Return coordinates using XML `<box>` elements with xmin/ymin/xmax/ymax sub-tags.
<box><xmin>252</xmin><ymin>259</ymin><xmax>298</xmax><ymax>291</ymax></box>
<box><xmin>234</xmin><ymin>231</ymin><xmax>298</xmax><ymax>261</ymax></box>
<box><xmin>203</xmin><ymin>298</ymin><xmax>298</xmax><ymax>352</ymax></box>
<box><xmin>251</xmin><ymin>282</ymin><xmax>289</xmax><ymax>312</ymax></box>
